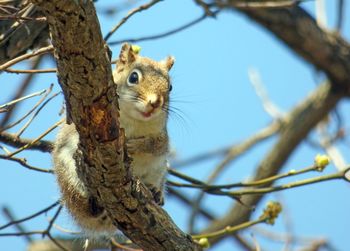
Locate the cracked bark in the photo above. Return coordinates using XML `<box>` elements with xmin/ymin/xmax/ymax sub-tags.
<box><xmin>29</xmin><ymin>0</ymin><xmax>200</xmax><ymax>250</ymax></box>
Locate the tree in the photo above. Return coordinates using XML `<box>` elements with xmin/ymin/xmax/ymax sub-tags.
<box><xmin>0</xmin><ymin>0</ymin><xmax>349</xmax><ymax>250</ymax></box>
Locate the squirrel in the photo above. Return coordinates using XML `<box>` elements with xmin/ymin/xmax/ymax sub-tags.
<box><xmin>53</xmin><ymin>43</ymin><xmax>175</xmax><ymax>234</ymax></box>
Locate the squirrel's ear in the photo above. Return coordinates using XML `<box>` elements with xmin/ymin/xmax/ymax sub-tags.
<box><xmin>162</xmin><ymin>56</ymin><xmax>175</xmax><ymax>71</ymax></box>
<box><xmin>118</xmin><ymin>43</ymin><xmax>138</xmax><ymax>65</ymax></box>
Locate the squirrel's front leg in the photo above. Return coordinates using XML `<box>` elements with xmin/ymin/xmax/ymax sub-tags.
<box><xmin>126</xmin><ymin>133</ymin><xmax>168</xmax><ymax>156</ymax></box>
<box><xmin>126</xmin><ymin>134</ymin><xmax>168</xmax><ymax>205</ymax></box>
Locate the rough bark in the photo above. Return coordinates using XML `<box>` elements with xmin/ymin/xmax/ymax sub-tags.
<box><xmin>29</xmin><ymin>1</ymin><xmax>200</xmax><ymax>250</ymax></box>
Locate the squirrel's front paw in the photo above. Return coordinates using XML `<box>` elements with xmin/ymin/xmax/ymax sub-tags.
<box><xmin>126</xmin><ymin>137</ymin><xmax>146</xmax><ymax>155</ymax></box>
<box><xmin>149</xmin><ymin>186</ymin><xmax>164</xmax><ymax>206</ymax></box>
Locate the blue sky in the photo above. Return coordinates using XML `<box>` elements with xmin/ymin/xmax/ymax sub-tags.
<box><xmin>1</xmin><ymin>1</ymin><xmax>349</xmax><ymax>250</ymax></box>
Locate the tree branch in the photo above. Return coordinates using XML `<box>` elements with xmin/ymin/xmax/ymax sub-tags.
<box><xmin>201</xmin><ymin>82</ymin><xmax>344</xmax><ymax>245</ymax></box>
<box><xmin>231</xmin><ymin>3</ymin><xmax>350</xmax><ymax>93</ymax></box>
<box><xmin>0</xmin><ymin>1</ymin><xmax>48</xmax><ymax>64</ymax></box>
<box><xmin>0</xmin><ymin>131</ymin><xmax>53</xmax><ymax>152</ymax></box>
<box><xmin>30</xmin><ymin>0</ymin><xmax>200</xmax><ymax>250</ymax></box>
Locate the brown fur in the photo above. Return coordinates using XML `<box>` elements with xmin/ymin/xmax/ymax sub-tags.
<box><xmin>53</xmin><ymin>43</ymin><xmax>174</xmax><ymax>234</ymax></box>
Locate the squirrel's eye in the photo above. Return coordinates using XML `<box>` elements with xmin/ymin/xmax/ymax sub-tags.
<box><xmin>127</xmin><ymin>69</ymin><xmax>142</xmax><ymax>86</ymax></box>
<box><xmin>169</xmin><ymin>84</ymin><xmax>173</xmax><ymax>92</ymax></box>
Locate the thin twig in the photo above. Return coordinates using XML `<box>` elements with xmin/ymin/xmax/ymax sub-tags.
<box><xmin>6</xmin><ymin>119</ymin><xmax>63</xmax><ymax>157</ymax></box>
<box><xmin>43</xmin><ymin>206</ymin><xmax>69</xmax><ymax>251</ymax></box>
<box><xmin>167</xmin><ymin>187</ymin><xmax>215</xmax><ymax>220</ymax></box>
<box><xmin>1</xmin><ymin>84</ymin><xmax>54</xmax><ymax>132</ymax></box>
<box><xmin>109</xmin><ymin>10</ymin><xmax>219</xmax><ymax>45</ymax></box>
<box><xmin>0</xmin><ymin>201</ymin><xmax>59</xmax><ymax>230</ymax></box>
<box><xmin>0</xmin><ymin>154</ymin><xmax>53</xmax><ymax>173</ymax></box>
<box><xmin>0</xmin><ymin>131</ymin><xmax>53</xmax><ymax>152</ymax></box>
<box><xmin>46</xmin><ymin>234</ymin><xmax>69</xmax><ymax>251</ymax></box>
<box><xmin>168</xmin><ymin>166</ymin><xmax>350</xmax><ymax>197</ymax></box>
<box><xmin>4</xmin><ymin>68</ymin><xmax>56</xmax><ymax>74</ymax></box>
<box><xmin>2</xmin><ymin>207</ymin><xmax>33</xmax><ymax>242</ymax></box>
<box><xmin>0</xmin><ymin>3</ymin><xmax>36</xmax><ymax>46</ymax></box>
<box><xmin>0</xmin><ymin>88</ymin><xmax>47</xmax><ymax>110</ymax></box>
<box><xmin>194</xmin><ymin>0</ymin><xmax>217</xmax><ymax>16</ymax></box>
<box><xmin>169</xmin><ymin>164</ymin><xmax>321</xmax><ymax>190</ymax></box>
<box><xmin>189</xmin><ymin>121</ymin><xmax>280</xmax><ymax>232</ymax></box>
<box><xmin>44</xmin><ymin>206</ymin><xmax>62</xmax><ymax>235</ymax></box>
<box><xmin>253</xmin><ymin>226</ymin><xmax>324</xmax><ymax>245</ymax></box>
<box><xmin>336</xmin><ymin>0</ymin><xmax>344</xmax><ymax>32</ymax></box>
<box><xmin>192</xmin><ymin>218</ymin><xmax>266</xmax><ymax>240</ymax></box>
<box><xmin>16</xmin><ymin>91</ymin><xmax>61</xmax><ymax>137</ymax></box>
<box><xmin>208</xmin><ymin>122</ymin><xmax>281</xmax><ymax>180</ymax></box>
<box><xmin>248</xmin><ymin>68</ymin><xmax>284</xmax><ymax>119</ymax></box>
<box><xmin>0</xmin><ymin>14</ymin><xmax>46</xmax><ymax>21</ymax></box>
<box><xmin>194</xmin><ymin>201</ymin><xmax>282</xmax><ymax>241</ymax></box>
<box><xmin>0</xmin><ymin>55</ymin><xmax>44</xmax><ymax>128</ymax></box>
<box><xmin>0</xmin><ymin>45</ymin><xmax>53</xmax><ymax>71</ymax></box>
<box><xmin>223</xmin><ymin>169</ymin><xmax>349</xmax><ymax>196</ymax></box>
<box><xmin>0</xmin><ymin>3</ymin><xmax>18</xmax><ymax>13</ymax></box>
<box><xmin>0</xmin><ymin>231</ymin><xmax>44</xmax><ymax>237</ymax></box>
<box><xmin>104</xmin><ymin>0</ymin><xmax>162</xmax><ymax>41</ymax></box>
<box><xmin>168</xmin><ymin>169</ymin><xmax>240</xmax><ymax>199</ymax></box>
<box><xmin>317</xmin><ymin>124</ymin><xmax>347</xmax><ymax>172</ymax></box>
<box><xmin>172</xmin><ymin>145</ymin><xmax>230</xmax><ymax>168</ymax></box>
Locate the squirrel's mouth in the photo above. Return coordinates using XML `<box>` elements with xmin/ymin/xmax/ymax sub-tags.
<box><xmin>140</xmin><ymin>111</ymin><xmax>152</xmax><ymax>118</ymax></box>
<box><xmin>139</xmin><ymin>107</ymin><xmax>156</xmax><ymax>118</ymax></box>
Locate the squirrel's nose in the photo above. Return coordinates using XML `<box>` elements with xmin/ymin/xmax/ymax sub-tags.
<box><xmin>147</xmin><ymin>94</ymin><xmax>162</xmax><ymax>108</ymax></box>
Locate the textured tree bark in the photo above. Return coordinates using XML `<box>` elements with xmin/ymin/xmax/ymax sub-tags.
<box><xmin>29</xmin><ymin>0</ymin><xmax>200</xmax><ymax>250</ymax></box>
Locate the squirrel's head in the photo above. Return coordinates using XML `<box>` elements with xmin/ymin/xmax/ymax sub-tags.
<box><xmin>114</xmin><ymin>43</ymin><xmax>174</xmax><ymax>122</ymax></box>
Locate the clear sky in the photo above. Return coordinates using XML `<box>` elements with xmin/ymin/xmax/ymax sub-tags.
<box><xmin>1</xmin><ymin>1</ymin><xmax>349</xmax><ymax>250</ymax></box>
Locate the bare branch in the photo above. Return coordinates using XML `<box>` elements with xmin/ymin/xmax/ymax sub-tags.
<box><xmin>189</xmin><ymin>121</ymin><xmax>281</xmax><ymax>232</ymax></box>
<box><xmin>231</xmin><ymin>4</ymin><xmax>350</xmax><ymax>93</ymax></box>
<box><xmin>0</xmin><ymin>2</ymin><xmax>48</xmax><ymax>63</ymax></box>
<box><xmin>2</xmin><ymin>206</ymin><xmax>33</xmax><ymax>242</ymax></box>
<box><xmin>336</xmin><ymin>0</ymin><xmax>345</xmax><ymax>32</ymax></box>
<box><xmin>0</xmin><ymin>88</ymin><xmax>47</xmax><ymax>110</ymax></box>
<box><xmin>4</xmin><ymin>67</ymin><xmax>56</xmax><ymax>73</ymax></box>
<box><xmin>16</xmin><ymin>91</ymin><xmax>60</xmax><ymax>137</ymax></box>
<box><xmin>0</xmin><ymin>55</ymin><xmax>44</xmax><ymax>128</ymax></box>
<box><xmin>0</xmin><ymin>201</ymin><xmax>59</xmax><ymax>230</ymax></box>
<box><xmin>201</xmin><ymin>82</ymin><xmax>343</xmax><ymax>245</ymax></box>
<box><xmin>0</xmin><ymin>84</ymin><xmax>54</xmax><ymax>132</ymax></box>
<box><xmin>104</xmin><ymin>0</ymin><xmax>162</xmax><ymax>41</ymax></box>
<box><xmin>0</xmin><ymin>45</ymin><xmax>53</xmax><ymax>71</ymax></box>
<box><xmin>109</xmin><ymin>11</ymin><xmax>219</xmax><ymax>46</ymax></box>
<box><xmin>248</xmin><ymin>68</ymin><xmax>284</xmax><ymax>119</ymax></box>
<box><xmin>0</xmin><ymin>131</ymin><xmax>53</xmax><ymax>152</ymax></box>
<box><xmin>5</xmin><ymin>119</ymin><xmax>62</xmax><ymax>157</ymax></box>
<box><xmin>0</xmin><ymin>154</ymin><xmax>53</xmax><ymax>173</ymax></box>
